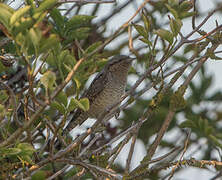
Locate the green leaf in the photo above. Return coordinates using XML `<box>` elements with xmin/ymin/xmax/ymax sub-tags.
<box><xmin>0</xmin><ymin>5</ymin><xmax>13</xmax><ymax>29</ymax></box>
<box><xmin>13</xmin><ymin>17</ymin><xmax>34</xmax><ymax>34</ymax></box>
<box><xmin>139</xmin><ymin>38</ymin><xmax>152</xmax><ymax>47</ymax></box>
<box><xmin>201</xmin><ymin>119</ymin><xmax>212</xmax><ymax>135</ymax></box>
<box><xmin>66</xmin><ymin>15</ymin><xmax>95</xmax><ymax>31</ymax></box>
<box><xmin>180</xmin><ymin>120</ymin><xmax>196</xmax><ymax>128</ymax></box>
<box><xmin>19</xmin><ymin>155</ymin><xmax>33</xmax><ymax>164</ymax></box>
<box><xmin>71</xmin><ymin>98</ymin><xmax>84</xmax><ymax>110</ymax></box>
<box><xmin>15</xmin><ymin>33</ymin><xmax>26</xmax><ymax>50</ymax></box>
<box><xmin>209</xmin><ymin>135</ymin><xmax>222</xmax><ymax>149</ymax></box>
<box><xmin>51</xmin><ymin>101</ymin><xmax>66</xmax><ymax>115</ymax></box>
<box><xmin>79</xmin><ymin>98</ymin><xmax>90</xmax><ymax>111</ymax></box>
<box><xmin>173</xmin><ymin>55</ymin><xmax>187</xmax><ymax>62</ymax></box>
<box><xmin>184</xmin><ymin>44</ymin><xmax>196</xmax><ymax>54</ymax></box>
<box><xmin>56</xmin><ymin>91</ymin><xmax>68</xmax><ymax>107</ymax></box>
<box><xmin>133</xmin><ymin>24</ymin><xmax>148</xmax><ymax>39</ymax></box>
<box><xmin>205</xmin><ymin>124</ymin><xmax>213</xmax><ymax>135</ymax></box>
<box><xmin>39</xmin><ymin>34</ymin><xmax>59</xmax><ymax>53</ymax></box>
<box><xmin>74</xmin><ymin>77</ymin><xmax>81</xmax><ymax>90</ymax></box>
<box><xmin>179</xmin><ymin>1</ymin><xmax>193</xmax><ymax>11</ymax></box>
<box><xmin>16</xmin><ymin>143</ymin><xmax>35</xmax><ymax>164</ymax></box>
<box><xmin>34</xmin><ymin>0</ymin><xmax>57</xmax><ymax>14</ymax></box>
<box><xmin>17</xmin><ymin>143</ymin><xmax>35</xmax><ymax>156</ymax></box>
<box><xmin>64</xmin><ymin>54</ymin><xmax>76</xmax><ymax>66</ymax></box>
<box><xmin>206</xmin><ymin>48</ymin><xmax>222</xmax><ymax>60</ymax></box>
<box><xmin>0</xmin><ymin>148</ymin><xmax>21</xmax><ymax>156</ymax></box>
<box><xmin>10</xmin><ymin>6</ymin><xmax>31</xmax><ymax>25</ymax></box>
<box><xmin>0</xmin><ymin>3</ymin><xmax>14</xmax><ymax>14</ymax></box>
<box><xmin>179</xmin><ymin>11</ymin><xmax>196</xmax><ymax>19</ymax></box>
<box><xmin>68</xmin><ymin>27</ymin><xmax>91</xmax><ymax>40</ymax></box>
<box><xmin>165</xmin><ymin>4</ymin><xmax>179</xmax><ymax>19</ymax></box>
<box><xmin>68</xmin><ymin>98</ymin><xmax>89</xmax><ymax>112</ymax></box>
<box><xmin>169</xmin><ymin>85</ymin><xmax>187</xmax><ymax>111</ymax></box>
<box><xmin>168</xmin><ymin>0</ymin><xmax>179</xmax><ymax>7</ymax></box>
<box><xmin>59</xmin><ymin>50</ymin><xmax>76</xmax><ymax>66</ymax></box>
<box><xmin>85</xmin><ymin>41</ymin><xmax>102</xmax><ymax>54</ymax></box>
<box><xmin>46</xmin><ymin>52</ymin><xmax>56</xmax><ymax>66</ymax></box>
<box><xmin>40</xmin><ymin>71</ymin><xmax>56</xmax><ymax>90</ymax></box>
<box><xmin>59</xmin><ymin>50</ymin><xmax>69</xmax><ymax>60</ymax></box>
<box><xmin>67</xmin><ymin>98</ymin><xmax>78</xmax><ymax>112</ymax></box>
<box><xmin>142</xmin><ymin>12</ymin><xmax>151</xmax><ymax>32</ymax></box>
<box><xmin>29</xmin><ymin>28</ymin><xmax>41</xmax><ymax>51</ymax></box>
<box><xmin>50</xmin><ymin>8</ymin><xmax>64</xmax><ymax>31</ymax></box>
<box><xmin>170</xmin><ymin>18</ymin><xmax>182</xmax><ymax>36</ymax></box>
<box><xmin>170</xmin><ymin>93</ymin><xmax>186</xmax><ymax>111</ymax></box>
<box><xmin>154</xmin><ymin>29</ymin><xmax>174</xmax><ymax>44</ymax></box>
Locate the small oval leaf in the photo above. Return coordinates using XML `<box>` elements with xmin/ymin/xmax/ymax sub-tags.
<box><xmin>40</xmin><ymin>71</ymin><xmax>56</xmax><ymax>90</ymax></box>
<box><xmin>79</xmin><ymin>98</ymin><xmax>90</xmax><ymax>111</ymax></box>
<box><xmin>133</xmin><ymin>24</ymin><xmax>148</xmax><ymax>39</ymax></box>
<box><xmin>68</xmin><ymin>98</ymin><xmax>89</xmax><ymax>112</ymax></box>
<box><xmin>10</xmin><ymin>6</ymin><xmax>31</xmax><ymax>25</ymax></box>
<box><xmin>170</xmin><ymin>18</ymin><xmax>182</xmax><ymax>36</ymax></box>
<box><xmin>51</xmin><ymin>101</ymin><xmax>66</xmax><ymax>115</ymax></box>
<box><xmin>154</xmin><ymin>29</ymin><xmax>174</xmax><ymax>44</ymax></box>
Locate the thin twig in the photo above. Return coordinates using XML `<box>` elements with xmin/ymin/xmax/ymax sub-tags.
<box><xmin>91</xmin><ymin>121</ymin><xmax>140</xmax><ymax>157</ymax></box>
<box><xmin>192</xmin><ymin>0</ymin><xmax>197</xmax><ymax>30</ymax></box>
<box><xmin>147</xmin><ymin>110</ymin><xmax>176</xmax><ymax>162</ymax></box>
<box><xmin>168</xmin><ymin>130</ymin><xmax>191</xmax><ymax>180</ymax></box>
<box><xmin>46</xmin><ymin>165</ymin><xmax>70</xmax><ymax>180</ymax></box>
<box><xmin>185</xmin><ymin>3</ymin><xmax>222</xmax><ymax>39</ymax></box>
<box><xmin>125</xmin><ymin>126</ymin><xmax>139</xmax><ymax>174</ymax></box>
<box><xmin>129</xmin><ymin>146</ymin><xmax>181</xmax><ymax>176</ymax></box>
<box><xmin>128</xmin><ymin>158</ymin><xmax>222</xmax><ymax>180</ymax></box>
<box><xmin>78</xmin><ymin>133</ymin><xmax>102</xmax><ymax>157</ymax></box>
<box><xmin>107</xmin><ymin>133</ymin><xmax>132</xmax><ymax>169</ymax></box>
<box><xmin>187</xmin><ymin>25</ymin><xmax>222</xmax><ymax>43</ymax></box>
<box><xmin>55</xmin><ymin>158</ymin><xmax>122</xmax><ymax>179</ymax></box>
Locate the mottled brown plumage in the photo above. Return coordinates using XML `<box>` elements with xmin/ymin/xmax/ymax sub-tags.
<box><xmin>65</xmin><ymin>55</ymin><xmax>133</xmax><ymax>132</ymax></box>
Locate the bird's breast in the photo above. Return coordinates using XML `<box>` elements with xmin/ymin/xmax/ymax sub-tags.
<box><xmin>88</xmin><ymin>77</ymin><xmax>126</xmax><ymax>118</ymax></box>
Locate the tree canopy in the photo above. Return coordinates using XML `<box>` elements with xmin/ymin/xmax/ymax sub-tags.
<box><xmin>0</xmin><ymin>0</ymin><xmax>222</xmax><ymax>179</ymax></box>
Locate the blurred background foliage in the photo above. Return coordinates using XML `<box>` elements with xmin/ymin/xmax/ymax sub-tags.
<box><xmin>0</xmin><ymin>0</ymin><xmax>222</xmax><ymax>179</ymax></box>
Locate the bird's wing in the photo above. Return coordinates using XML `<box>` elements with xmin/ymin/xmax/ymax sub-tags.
<box><xmin>65</xmin><ymin>70</ymin><xmax>108</xmax><ymax>131</ymax></box>
<box><xmin>81</xmin><ymin>69</ymin><xmax>108</xmax><ymax>102</ymax></box>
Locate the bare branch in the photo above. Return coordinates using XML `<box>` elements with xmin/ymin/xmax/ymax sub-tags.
<box><xmin>125</xmin><ymin>126</ymin><xmax>138</xmax><ymax>174</ymax></box>
<box><xmin>169</xmin><ymin>130</ymin><xmax>191</xmax><ymax>180</ymax></box>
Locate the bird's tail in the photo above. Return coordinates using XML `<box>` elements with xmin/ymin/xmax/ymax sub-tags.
<box><xmin>63</xmin><ymin>110</ymin><xmax>89</xmax><ymax>134</ymax></box>
<box><xmin>53</xmin><ymin>111</ymin><xmax>89</xmax><ymax>150</ymax></box>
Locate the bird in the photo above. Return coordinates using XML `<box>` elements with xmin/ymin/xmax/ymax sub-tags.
<box><xmin>64</xmin><ymin>55</ymin><xmax>134</xmax><ymax>133</ymax></box>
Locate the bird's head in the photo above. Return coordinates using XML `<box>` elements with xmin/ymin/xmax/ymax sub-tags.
<box><xmin>105</xmin><ymin>55</ymin><xmax>134</xmax><ymax>73</ymax></box>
